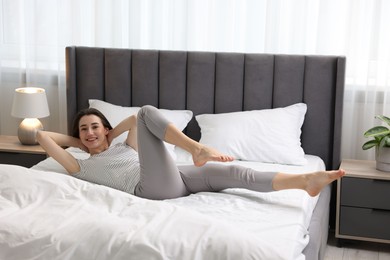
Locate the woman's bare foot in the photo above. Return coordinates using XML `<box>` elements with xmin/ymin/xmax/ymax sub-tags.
<box><xmin>192</xmin><ymin>145</ymin><xmax>234</xmax><ymax>167</ymax></box>
<box><xmin>305</xmin><ymin>169</ymin><xmax>345</xmax><ymax>196</ymax></box>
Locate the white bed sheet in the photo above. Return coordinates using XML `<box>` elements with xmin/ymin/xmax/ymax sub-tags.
<box><xmin>173</xmin><ymin>156</ymin><xmax>325</xmax><ymax>260</ymax></box>
<box><xmin>0</xmin><ymin>150</ymin><xmax>325</xmax><ymax>260</ymax></box>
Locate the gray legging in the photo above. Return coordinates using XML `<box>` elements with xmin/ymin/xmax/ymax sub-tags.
<box><xmin>134</xmin><ymin>105</ymin><xmax>277</xmax><ymax>200</ymax></box>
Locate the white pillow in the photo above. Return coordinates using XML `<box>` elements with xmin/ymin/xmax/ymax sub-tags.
<box><xmin>89</xmin><ymin>99</ymin><xmax>140</xmax><ymax>128</ymax></box>
<box><xmin>195</xmin><ymin>103</ymin><xmax>307</xmax><ymax>165</ymax></box>
<box><xmin>88</xmin><ymin>99</ymin><xmax>193</xmax><ymax>159</ymax></box>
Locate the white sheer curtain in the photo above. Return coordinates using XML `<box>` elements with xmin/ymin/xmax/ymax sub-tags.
<box><xmin>1</xmin><ymin>0</ymin><xmax>389</xmax><ymax>161</ymax></box>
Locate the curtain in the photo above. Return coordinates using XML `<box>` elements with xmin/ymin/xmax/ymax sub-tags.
<box><xmin>1</xmin><ymin>0</ymin><xmax>389</xmax><ymax>161</ymax></box>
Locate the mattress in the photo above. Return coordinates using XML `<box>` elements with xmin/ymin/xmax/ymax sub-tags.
<box><xmin>0</xmin><ymin>149</ymin><xmax>325</xmax><ymax>260</ymax></box>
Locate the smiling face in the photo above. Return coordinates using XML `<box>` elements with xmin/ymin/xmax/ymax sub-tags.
<box><xmin>78</xmin><ymin>114</ymin><xmax>109</xmax><ymax>154</ymax></box>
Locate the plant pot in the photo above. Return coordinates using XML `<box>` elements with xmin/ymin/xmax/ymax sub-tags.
<box><xmin>375</xmin><ymin>146</ymin><xmax>390</xmax><ymax>172</ymax></box>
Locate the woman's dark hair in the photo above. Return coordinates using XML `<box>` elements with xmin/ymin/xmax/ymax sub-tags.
<box><xmin>72</xmin><ymin>108</ymin><xmax>113</xmax><ymax>138</ymax></box>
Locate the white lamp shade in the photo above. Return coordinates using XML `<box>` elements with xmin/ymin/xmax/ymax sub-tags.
<box><xmin>11</xmin><ymin>87</ymin><xmax>50</xmax><ymax>119</ymax></box>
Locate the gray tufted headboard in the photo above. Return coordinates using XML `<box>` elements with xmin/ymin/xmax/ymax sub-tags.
<box><xmin>65</xmin><ymin>46</ymin><xmax>345</xmax><ymax>260</ymax></box>
<box><xmin>65</xmin><ymin>46</ymin><xmax>345</xmax><ymax>170</ymax></box>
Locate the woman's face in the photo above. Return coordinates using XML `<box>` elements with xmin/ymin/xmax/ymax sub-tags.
<box><xmin>78</xmin><ymin>114</ymin><xmax>109</xmax><ymax>153</ymax></box>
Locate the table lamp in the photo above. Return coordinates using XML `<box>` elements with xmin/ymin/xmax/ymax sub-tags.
<box><xmin>11</xmin><ymin>87</ymin><xmax>50</xmax><ymax>145</ymax></box>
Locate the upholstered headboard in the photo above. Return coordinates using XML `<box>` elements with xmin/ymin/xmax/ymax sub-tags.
<box><xmin>65</xmin><ymin>46</ymin><xmax>345</xmax><ymax>170</ymax></box>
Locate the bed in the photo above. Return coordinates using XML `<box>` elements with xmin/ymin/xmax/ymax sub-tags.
<box><xmin>0</xmin><ymin>46</ymin><xmax>345</xmax><ymax>260</ymax></box>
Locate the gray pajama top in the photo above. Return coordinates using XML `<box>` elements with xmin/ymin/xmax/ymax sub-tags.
<box><xmin>74</xmin><ymin>142</ymin><xmax>140</xmax><ymax>194</ymax></box>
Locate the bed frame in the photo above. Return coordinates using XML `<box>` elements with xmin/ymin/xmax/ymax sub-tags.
<box><xmin>65</xmin><ymin>46</ymin><xmax>345</xmax><ymax>260</ymax></box>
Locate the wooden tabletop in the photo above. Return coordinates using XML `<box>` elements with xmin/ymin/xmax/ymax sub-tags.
<box><xmin>340</xmin><ymin>159</ymin><xmax>390</xmax><ymax>180</ymax></box>
<box><xmin>0</xmin><ymin>135</ymin><xmax>46</xmax><ymax>154</ymax></box>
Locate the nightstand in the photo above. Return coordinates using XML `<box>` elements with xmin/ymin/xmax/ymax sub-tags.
<box><xmin>0</xmin><ymin>135</ymin><xmax>47</xmax><ymax>168</ymax></box>
<box><xmin>336</xmin><ymin>159</ymin><xmax>390</xmax><ymax>245</ymax></box>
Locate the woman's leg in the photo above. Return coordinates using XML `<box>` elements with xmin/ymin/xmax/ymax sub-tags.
<box><xmin>178</xmin><ymin>164</ymin><xmax>276</xmax><ymax>193</ymax></box>
<box><xmin>273</xmin><ymin>169</ymin><xmax>345</xmax><ymax>196</ymax></box>
<box><xmin>134</xmin><ymin>105</ymin><xmax>190</xmax><ymax>200</ymax></box>
<box><xmin>164</xmin><ymin>124</ymin><xmax>234</xmax><ymax>166</ymax></box>
<box><xmin>135</xmin><ymin>105</ymin><xmax>233</xmax><ymax>199</ymax></box>
<box><xmin>134</xmin><ymin>105</ymin><xmax>345</xmax><ymax>199</ymax></box>
<box><xmin>179</xmin><ymin>164</ymin><xmax>345</xmax><ymax>197</ymax></box>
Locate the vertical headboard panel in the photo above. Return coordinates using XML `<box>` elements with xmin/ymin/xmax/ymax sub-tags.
<box><xmin>159</xmin><ymin>51</ymin><xmax>187</xmax><ymax>109</ymax></box>
<box><xmin>243</xmin><ymin>54</ymin><xmax>274</xmax><ymax>110</ymax></box>
<box><xmin>303</xmin><ymin>56</ymin><xmax>339</xmax><ymax>168</ymax></box>
<box><xmin>104</xmin><ymin>48</ymin><xmax>132</xmax><ymax>106</ymax></box>
<box><xmin>273</xmin><ymin>55</ymin><xmax>305</xmax><ymax>107</ymax></box>
<box><xmin>132</xmin><ymin>50</ymin><xmax>159</xmax><ymax>107</ymax></box>
<box><xmin>66</xmin><ymin>46</ymin><xmax>345</xmax><ymax>170</ymax></box>
<box><xmin>75</xmin><ymin>48</ymin><xmax>105</xmax><ymax>109</ymax></box>
<box><xmin>215</xmin><ymin>53</ymin><xmax>245</xmax><ymax>113</ymax></box>
<box><xmin>186</xmin><ymin>52</ymin><xmax>216</xmax><ymax>140</ymax></box>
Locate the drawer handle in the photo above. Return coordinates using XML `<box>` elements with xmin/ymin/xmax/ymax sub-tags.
<box><xmin>372</xmin><ymin>208</ymin><xmax>390</xmax><ymax>213</ymax></box>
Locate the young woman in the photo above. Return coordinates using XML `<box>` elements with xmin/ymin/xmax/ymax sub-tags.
<box><xmin>37</xmin><ymin>105</ymin><xmax>345</xmax><ymax>200</ymax></box>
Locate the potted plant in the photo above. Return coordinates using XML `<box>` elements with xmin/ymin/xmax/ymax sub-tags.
<box><xmin>363</xmin><ymin>115</ymin><xmax>390</xmax><ymax>171</ymax></box>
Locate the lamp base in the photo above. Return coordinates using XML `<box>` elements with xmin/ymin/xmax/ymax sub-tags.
<box><xmin>18</xmin><ymin>118</ymin><xmax>44</xmax><ymax>145</ymax></box>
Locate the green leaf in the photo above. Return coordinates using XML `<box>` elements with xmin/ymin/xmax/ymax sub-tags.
<box><xmin>362</xmin><ymin>139</ymin><xmax>379</xmax><ymax>150</ymax></box>
<box><xmin>375</xmin><ymin>115</ymin><xmax>390</xmax><ymax>127</ymax></box>
<box><xmin>364</xmin><ymin>126</ymin><xmax>390</xmax><ymax>138</ymax></box>
<box><xmin>379</xmin><ymin>136</ymin><xmax>388</xmax><ymax>148</ymax></box>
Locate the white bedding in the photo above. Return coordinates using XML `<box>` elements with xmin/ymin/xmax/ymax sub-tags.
<box><xmin>0</xmin><ymin>152</ymin><xmax>325</xmax><ymax>260</ymax></box>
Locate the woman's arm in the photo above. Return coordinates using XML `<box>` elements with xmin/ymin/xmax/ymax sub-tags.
<box><xmin>36</xmin><ymin>131</ymin><xmax>83</xmax><ymax>174</ymax></box>
<box><xmin>108</xmin><ymin>115</ymin><xmax>138</xmax><ymax>151</ymax></box>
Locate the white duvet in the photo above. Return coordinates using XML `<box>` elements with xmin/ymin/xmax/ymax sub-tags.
<box><xmin>0</xmin><ymin>154</ymin><xmax>325</xmax><ymax>260</ymax></box>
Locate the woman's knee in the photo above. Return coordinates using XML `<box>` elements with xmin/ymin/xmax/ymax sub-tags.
<box><xmin>138</xmin><ymin>105</ymin><xmax>157</xmax><ymax>118</ymax></box>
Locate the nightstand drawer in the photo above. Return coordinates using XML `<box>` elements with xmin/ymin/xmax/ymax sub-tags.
<box><xmin>0</xmin><ymin>152</ymin><xmax>46</xmax><ymax>168</ymax></box>
<box><xmin>340</xmin><ymin>206</ymin><xmax>390</xmax><ymax>240</ymax></box>
<box><xmin>341</xmin><ymin>177</ymin><xmax>390</xmax><ymax>210</ymax></box>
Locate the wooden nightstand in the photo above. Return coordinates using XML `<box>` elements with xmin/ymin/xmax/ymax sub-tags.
<box><xmin>336</xmin><ymin>159</ymin><xmax>390</xmax><ymax>245</ymax></box>
<box><xmin>0</xmin><ymin>135</ymin><xmax>47</xmax><ymax>168</ymax></box>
